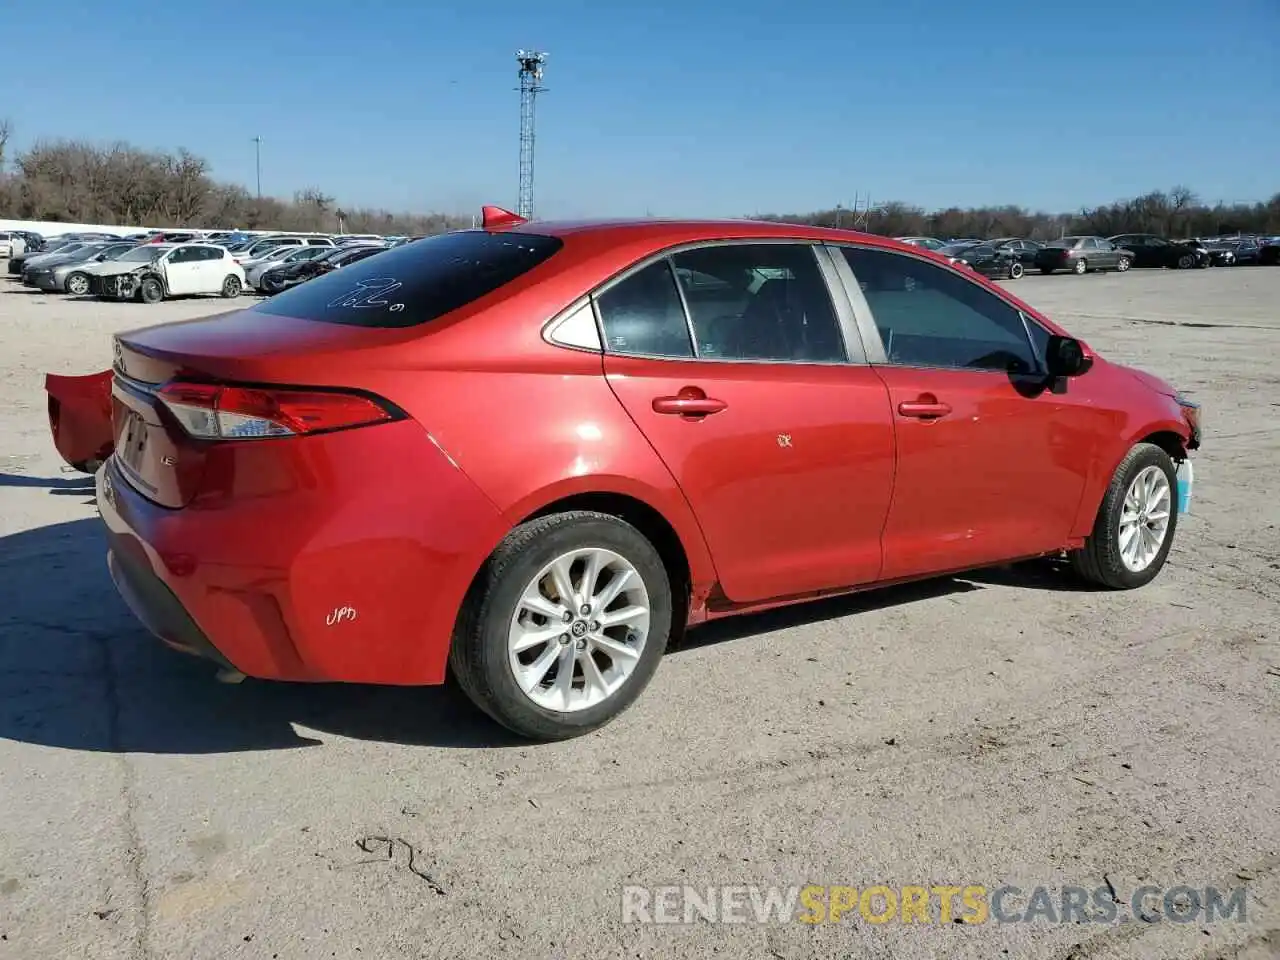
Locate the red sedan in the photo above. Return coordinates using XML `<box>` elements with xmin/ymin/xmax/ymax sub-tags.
<box><xmin>45</xmin><ymin>207</ymin><xmax>1202</xmax><ymax>741</ymax></box>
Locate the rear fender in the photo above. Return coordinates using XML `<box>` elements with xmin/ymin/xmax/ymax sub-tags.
<box><xmin>45</xmin><ymin>369</ymin><xmax>114</xmax><ymax>471</ymax></box>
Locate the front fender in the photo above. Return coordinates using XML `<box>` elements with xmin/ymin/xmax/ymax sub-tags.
<box><xmin>45</xmin><ymin>369</ymin><xmax>114</xmax><ymax>471</ymax></box>
<box><xmin>1069</xmin><ymin>416</ymin><xmax>1191</xmax><ymax>539</ymax></box>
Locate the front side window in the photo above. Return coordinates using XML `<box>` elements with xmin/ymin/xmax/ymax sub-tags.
<box><xmin>839</xmin><ymin>246</ymin><xmax>1038</xmax><ymax>374</ymax></box>
<box><xmin>670</xmin><ymin>244</ymin><xmax>845</xmax><ymax>362</ymax></box>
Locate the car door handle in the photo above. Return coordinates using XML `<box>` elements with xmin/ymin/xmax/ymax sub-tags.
<box><xmin>898</xmin><ymin>400</ymin><xmax>952</xmax><ymax>419</ymax></box>
<box><xmin>652</xmin><ymin>395</ymin><xmax>727</xmax><ymax>417</ymax></box>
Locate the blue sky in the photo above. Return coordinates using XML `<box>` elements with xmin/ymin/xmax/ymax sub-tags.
<box><xmin>4</xmin><ymin>0</ymin><xmax>1277</xmax><ymax>219</ymax></box>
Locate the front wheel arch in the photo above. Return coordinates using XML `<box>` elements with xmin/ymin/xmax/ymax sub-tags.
<box><xmin>1069</xmin><ymin>423</ymin><xmax>1190</xmax><ymax>540</ymax></box>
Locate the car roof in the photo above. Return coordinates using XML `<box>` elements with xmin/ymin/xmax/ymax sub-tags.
<box><xmin>501</xmin><ymin>218</ymin><xmax>939</xmax><ymax>258</ymax></box>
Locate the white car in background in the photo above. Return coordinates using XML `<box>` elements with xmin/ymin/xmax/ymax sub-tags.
<box><xmin>83</xmin><ymin>243</ymin><xmax>247</xmax><ymax>302</ymax></box>
<box><xmin>244</xmin><ymin>245</ymin><xmax>331</xmax><ymax>289</ymax></box>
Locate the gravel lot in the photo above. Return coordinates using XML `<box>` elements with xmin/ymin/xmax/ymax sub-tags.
<box><xmin>1</xmin><ymin>269</ymin><xmax>1278</xmax><ymax>960</ymax></box>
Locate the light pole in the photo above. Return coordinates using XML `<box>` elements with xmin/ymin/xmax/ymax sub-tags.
<box><xmin>252</xmin><ymin>136</ymin><xmax>262</xmax><ymax>200</ymax></box>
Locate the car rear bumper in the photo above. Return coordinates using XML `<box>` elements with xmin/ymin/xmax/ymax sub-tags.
<box><xmin>96</xmin><ymin>419</ymin><xmax>511</xmax><ymax>685</ymax></box>
<box><xmin>107</xmin><ymin>544</ymin><xmax>237</xmax><ymax>669</ymax></box>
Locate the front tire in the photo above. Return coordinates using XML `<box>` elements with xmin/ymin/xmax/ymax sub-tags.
<box><xmin>449</xmin><ymin>511</ymin><xmax>673</xmax><ymax>741</ymax></box>
<box><xmin>64</xmin><ymin>272</ymin><xmax>90</xmax><ymax>296</ymax></box>
<box><xmin>138</xmin><ymin>276</ymin><xmax>164</xmax><ymax>304</ymax></box>
<box><xmin>1176</xmin><ymin>253</ymin><xmax>1195</xmax><ymax>269</ymax></box>
<box><xmin>1008</xmin><ymin>262</ymin><xmax>1024</xmax><ymax>279</ymax></box>
<box><xmin>1073</xmin><ymin>258</ymin><xmax>1088</xmax><ymax>275</ymax></box>
<box><xmin>1117</xmin><ymin>257</ymin><xmax>1131</xmax><ymax>272</ymax></box>
<box><xmin>1070</xmin><ymin>442</ymin><xmax>1179</xmax><ymax>589</ymax></box>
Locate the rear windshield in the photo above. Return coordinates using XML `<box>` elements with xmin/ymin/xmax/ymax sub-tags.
<box><xmin>253</xmin><ymin>230</ymin><xmax>564</xmax><ymax>328</ymax></box>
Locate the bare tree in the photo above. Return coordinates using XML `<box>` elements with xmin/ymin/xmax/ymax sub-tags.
<box><xmin>0</xmin><ymin>132</ymin><xmax>1276</xmax><ymax>241</ymax></box>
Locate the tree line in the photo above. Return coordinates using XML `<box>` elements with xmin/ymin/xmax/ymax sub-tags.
<box><xmin>757</xmin><ymin>186</ymin><xmax>1280</xmax><ymax>241</ymax></box>
<box><xmin>1</xmin><ymin>122</ymin><xmax>1277</xmax><ymax>240</ymax></box>
<box><xmin>0</xmin><ymin>125</ymin><xmax>468</xmax><ymax>236</ymax></box>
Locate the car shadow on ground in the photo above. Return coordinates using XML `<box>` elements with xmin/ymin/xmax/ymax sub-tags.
<box><xmin>0</xmin><ymin>512</ymin><xmax>1093</xmax><ymax>757</ymax></box>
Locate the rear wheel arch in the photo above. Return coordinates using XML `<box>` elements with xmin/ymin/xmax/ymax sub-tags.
<box><xmin>523</xmin><ymin>491</ymin><xmax>693</xmax><ymax>634</ymax></box>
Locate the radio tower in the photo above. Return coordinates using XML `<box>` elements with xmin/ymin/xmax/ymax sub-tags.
<box><xmin>516</xmin><ymin>50</ymin><xmax>547</xmax><ymax>219</ymax></box>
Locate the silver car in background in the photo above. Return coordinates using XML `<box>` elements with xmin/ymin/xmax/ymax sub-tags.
<box><xmin>244</xmin><ymin>245</ymin><xmax>331</xmax><ymax>290</ymax></box>
<box><xmin>25</xmin><ymin>242</ymin><xmax>140</xmax><ymax>294</ymax></box>
<box><xmin>236</xmin><ymin>243</ymin><xmax>309</xmax><ymax>279</ymax></box>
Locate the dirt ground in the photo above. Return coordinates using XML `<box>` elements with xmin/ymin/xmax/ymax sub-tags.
<box><xmin>1</xmin><ymin>268</ymin><xmax>1277</xmax><ymax>960</ymax></box>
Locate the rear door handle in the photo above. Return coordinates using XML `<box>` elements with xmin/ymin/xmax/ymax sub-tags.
<box><xmin>652</xmin><ymin>395</ymin><xmax>728</xmax><ymax>417</ymax></box>
<box><xmin>898</xmin><ymin>400</ymin><xmax>952</xmax><ymax>419</ymax></box>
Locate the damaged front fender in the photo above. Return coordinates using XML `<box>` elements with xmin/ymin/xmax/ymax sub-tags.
<box><xmin>45</xmin><ymin>369</ymin><xmax>114</xmax><ymax>472</ymax></box>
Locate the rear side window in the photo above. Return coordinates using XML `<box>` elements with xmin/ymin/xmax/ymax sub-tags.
<box><xmin>595</xmin><ymin>261</ymin><xmax>694</xmax><ymax>358</ymax></box>
<box><xmin>253</xmin><ymin>230</ymin><xmax>563</xmax><ymax>328</ymax></box>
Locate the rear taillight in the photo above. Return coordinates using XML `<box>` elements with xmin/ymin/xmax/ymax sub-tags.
<box><xmin>157</xmin><ymin>382</ymin><xmax>398</xmax><ymax>440</ymax></box>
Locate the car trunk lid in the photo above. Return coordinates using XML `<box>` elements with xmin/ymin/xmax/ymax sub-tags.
<box><xmin>110</xmin><ymin>310</ymin><xmax>411</xmax><ymax>508</ymax></box>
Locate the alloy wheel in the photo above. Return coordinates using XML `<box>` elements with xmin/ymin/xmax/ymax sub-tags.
<box><xmin>1118</xmin><ymin>465</ymin><xmax>1172</xmax><ymax>572</ymax></box>
<box><xmin>507</xmin><ymin>548</ymin><xmax>650</xmax><ymax>713</ymax></box>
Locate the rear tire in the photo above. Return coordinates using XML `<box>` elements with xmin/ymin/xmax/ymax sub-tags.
<box><xmin>1073</xmin><ymin>258</ymin><xmax>1088</xmax><ymax>275</ymax></box>
<box><xmin>1069</xmin><ymin>442</ymin><xmax>1179</xmax><ymax>589</ymax></box>
<box><xmin>449</xmin><ymin>511</ymin><xmax>673</xmax><ymax>741</ymax></box>
<box><xmin>221</xmin><ymin>274</ymin><xmax>242</xmax><ymax>298</ymax></box>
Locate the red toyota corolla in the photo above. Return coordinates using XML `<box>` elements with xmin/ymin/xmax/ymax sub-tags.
<box><xmin>45</xmin><ymin>208</ymin><xmax>1202</xmax><ymax>741</ymax></box>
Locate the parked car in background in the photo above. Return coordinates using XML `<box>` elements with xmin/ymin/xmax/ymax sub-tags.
<box><xmin>1035</xmin><ymin>236</ymin><xmax>1133</xmax><ymax>275</ymax></box>
<box><xmin>11</xmin><ymin>240</ymin><xmax>99</xmax><ymax>276</ymax></box>
<box><xmin>24</xmin><ymin>242</ymin><xmax>140</xmax><ymax>294</ymax></box>
<box><xmin>41</xmin><ymin>209</ymin><xmax>1202</xmax><ymax>741</ymax></box>
<box><xmin>0</xmin><ymin>231</ymin><xmax>25</xmax><ymax>259</ymax></box>
<box><xmin>990</xmin><ymin>238</ymin><xmax>1043</xmax><ymax>266</ymax></box>
<box><xmin>245</xmin><ymin>245</ymin><xmax>331</xmax><ymax>290</ymax></box>
<box><xmin>941</xmin><ymin>241</ymin><xmax>1024</xmax><ymax>279</ymax></box>
<box><xmin>237</xmin><ymin>243</ymin><xmax>310</xmax><ymax>278</ymax></box>
<box><xmin>1</xmin><ymin>230</ymin><xmax>45</xmax><ymax>256</ymax></box>
<box><xmin>259</xmin><ymin>243</ymin><xmax>386</xmax><ymax>294</ymax></box>
<box><xmin>88</xmin><ymin>243</ymin><xmax>246</xmax><ymax>302</ymax></box>
<box><xmin>1261</xmin><ymin>239</ymin><xmax>1280</xmax><ymax>265</ymax></box>
<box><xmin>1221</xmin><ymin>237</ymin><xmax>1263</xmax><ymax>265</ymax></box>
<box><xmin>231</xmin><ymin>235</ymin><xmax>335</xmax><ymax>265</ymax></box>
<box><xmin>894</xmin><ymin>237</ymin><xmax>946</xmax><ymax>251</ymax></box>
<box><xmin>1106</xmin><ymin>234</ymin><xmax>1208</xmax><ymax>269</ymax></box>
<box><xmin>23</xmin><ymin>241</ymin><xmax>136</xmax><ymax>283</ymax></box>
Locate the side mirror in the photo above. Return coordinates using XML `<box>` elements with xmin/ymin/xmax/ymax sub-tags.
<box><xmin>1045</xmin><ymin>335</ymin><xmax>1093</xmax><ymax>378</ymax></box>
